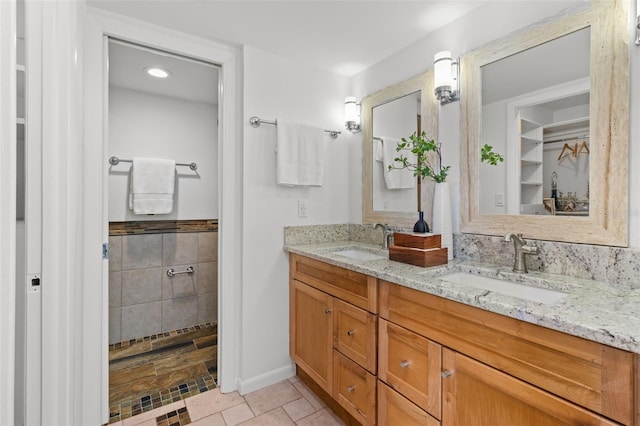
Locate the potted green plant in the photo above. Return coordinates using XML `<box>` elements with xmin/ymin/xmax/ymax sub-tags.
<box><xmin>389</xmin><ymin>131</ymin><xmax>503</xmax><ymax>235</ymax></box>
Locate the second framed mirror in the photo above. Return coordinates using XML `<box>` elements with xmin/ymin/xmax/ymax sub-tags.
<box><xmin>362</xmin><ymin>69</ymin><xmax>438</xmax><ymax>228</ymax></box>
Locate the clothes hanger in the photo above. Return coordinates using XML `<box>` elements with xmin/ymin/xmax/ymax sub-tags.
<box><xmin>557</xmin><ymin>143</ymin><xmax>576</xmax><ymax>161</ymax></box>
<box><xmin>577</xmin><ymin>140</ymin><xmax>590</xmax><ymax>155</ymax></box>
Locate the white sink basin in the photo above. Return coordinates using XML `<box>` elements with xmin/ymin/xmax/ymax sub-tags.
<box><xmin>332</xmin><ymin>249</ymin><xmax>386</xmax><ymax>261</ymax></box>
<box><xmin>439</xmin><ymin>272</ymin><xmax>567</xmax><ymax>304</ymax></box>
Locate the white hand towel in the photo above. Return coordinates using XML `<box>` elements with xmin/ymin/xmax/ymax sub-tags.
<box><xmin>129</xmin><ymin>157</ymin><xmax>176</xmax><ymax>214</ymax></box>
<box><xmin>374</xmin><ymin>139</ymin><xmax>384</xmax><ymax>162</ymax></box>
<box><xmin>381</xmin><ymin>137</ymin><xmax>416</xmax><ymax>190</ymax></box>
<box><xmin>276</xmin><ymin>119</ymin><xmax>326</xmax><ymax>186</ymax></box>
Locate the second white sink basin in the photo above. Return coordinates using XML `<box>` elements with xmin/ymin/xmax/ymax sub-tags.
<box><xmin>332</xmin><ymin>249</ymin><xmax>386</xmax><ymax>261</ymax></box>
<box><xmin>439</xmin><ymin>272</ymin><xmax>567</xmax><ymax>304</ymax></box>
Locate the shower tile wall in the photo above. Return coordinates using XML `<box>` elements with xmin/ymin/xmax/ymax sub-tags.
<box><xmin>108</xmin><ymin>231</ymin><xmax>218</xmax><ymax>344</ymax></box>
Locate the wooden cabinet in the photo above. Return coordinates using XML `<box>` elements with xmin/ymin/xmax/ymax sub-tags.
<box><xmin>378</xmin><ymin>319</ymin><xmax>441</xmax><ymax>418</ymax></box>
<box><xmin>334</xmin><ymin>351</ymin><xmax>376</xmax><ymax>425</ymax></box>
<box><xmin>334</xmin><ymin>299</ymin><xmax>377</xmax><ymax>373</ymax></box>
<box><xmin>290</xmin><ymin>255</ymin><xmax>638</xmax><ymax>425</ymax></box>
<box><xmin>378</xmin><ymin>381</ymin><xmax>439</xmax><ymax>426</ymax></box>
<box><xmin>290</xmin><ymin>254</ymin><xmax>378</xmax><ymax>425</ymax></box>
<box><xmin>442</xmin><ymin>348</ymin><xmax>619</xmax><ymax>425</ymax></box>
<box><xmin>379</xmin><ymin>279</ymin><xmax>637</xmax><ymax>426</ymax></box>
<box><xmin>290</xmin><ymin>280</ymin><xmax>334</xmax><ymax>393</ymax></box>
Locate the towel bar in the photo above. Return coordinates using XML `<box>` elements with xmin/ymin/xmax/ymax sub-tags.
<box><xmin>249</xmin><ymin>116</ymin><xmax>341</xmax><ymax>140</ymax></box>
<box><xmin>109</xmin><ymin>156</ymin><xmax>198</xmax><ymax>171</ymax></box>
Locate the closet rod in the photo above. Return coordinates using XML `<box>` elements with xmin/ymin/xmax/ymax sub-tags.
<box><xmin>108</xmin><ymin>156</ymin><xmax>198</xmax><ymax>171</ymax></box>
<box><xmin>545</xmin><ymin>134</ymin><xmax>590</xmax><ymax>144</ymax></box>
<box><xmin>249</xmin><ymin>116</ymin><xmax>341</xmax><ymax>140</ymax></box>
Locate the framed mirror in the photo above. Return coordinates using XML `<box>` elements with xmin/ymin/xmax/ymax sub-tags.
<box><xmin>362</xmin><ymin>69</ymin><xmax>438</xmax><ymax>227</ymax></box>
<box><xmin>460</xmin><ymin>0</ymin><xmax>629</xmax><ymax>246</ymax></box>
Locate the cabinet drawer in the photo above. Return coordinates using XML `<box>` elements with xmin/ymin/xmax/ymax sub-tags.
<box><xmin>378</xmin><ymin>319</ymin><xmax>441</xmax><ymax>418</ymax></box>
<box><xmin>290</xmin><ymin>254</ymin><xmax>377</xmax><ymax>313</ymax></box>
<box><xmin>380</xmin><ymin>280</ymin><xmax>635</xmax><ymax>425</ymax></box>
<box><xmin>334</xmin><ymin>299</ymin><xmax>377</xmax><ymax>373</ymax></box>
<box><xmin>333</xmin><ymin>351</ymin><xmax>376</xmax><ymax>425</ymax></box>
<box><xmin>378</xmin><ymin>381</ymin><xmax>440</xmax><ymax>426</ymax></box>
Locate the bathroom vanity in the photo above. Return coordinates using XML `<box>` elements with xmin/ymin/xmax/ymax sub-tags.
<box><xmin>287</xmin><ymin>241</ymin><xmax>639</xmax><ymax>426</ymax></box>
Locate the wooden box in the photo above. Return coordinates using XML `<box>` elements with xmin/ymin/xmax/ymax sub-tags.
<box><xmin>388</xmin><ymin>244</ymin><xmax>448</xmax><ymax>268</ymax></box>
<box><xmin>393</xmin><ymin>233</ymin><xmax>441</xmax><ymax>249</ymax></box>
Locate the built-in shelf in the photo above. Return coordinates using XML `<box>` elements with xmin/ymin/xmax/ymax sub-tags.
<box><xmin>519</xmin><ymin>116</ymin><xmax>544</xmax><ymax>207</ymax></box>
<box><xmin>543</xmin><ymin>117</ymin><xmax>589</xmax><ymax>142</ymax></box>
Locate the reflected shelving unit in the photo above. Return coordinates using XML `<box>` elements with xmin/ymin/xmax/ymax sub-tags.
<box><xmin>519</xmin><ymin>116</ymin><xmax>543</xmax><ymax>212</ymax></box>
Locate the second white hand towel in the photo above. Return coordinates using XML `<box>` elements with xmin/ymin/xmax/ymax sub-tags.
<box><xmin>381</xmin><ymin>137</ymin><xmax>416</xmax><ymax>190</ymax></box>
<box><xmin>276</xmin><ymin>119</ymin><xmax>326</xmax><ymax>186</ymax></box>
<box><xmin>130</xmin><ymin>157</ymin><xmax>176</xmax><ymax>214</ymax></box>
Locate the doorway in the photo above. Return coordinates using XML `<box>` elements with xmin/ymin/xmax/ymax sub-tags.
<box><xmin>105</xmin><ymin>39</ymin><xmax>220</xmax><ymax>423</ymax></box>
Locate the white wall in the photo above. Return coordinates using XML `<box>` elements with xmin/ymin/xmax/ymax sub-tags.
<box><xmin>350</xmin><ymin>1</ymin><xmax>640</xmax><ymax>247</ymax></box>
<box><xmin>240</xmin><ymin>45</ymin><xmax>351</xmax><ymax>392</ymax></box>
<box><xmin>108</xmin><ymin>86</ymin><xmax>218</xmax><ymax>221</ymax></box>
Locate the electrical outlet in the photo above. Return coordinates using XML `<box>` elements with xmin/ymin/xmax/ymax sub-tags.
<box><xmin>298</xmin><ymin>200</ymin><xmax>308</xmax><ymax>218</ymax></box>
<box><xmin>495</xmin><ymin>193</ymin><xmax>505</xmax><ymax>207</ymax></box>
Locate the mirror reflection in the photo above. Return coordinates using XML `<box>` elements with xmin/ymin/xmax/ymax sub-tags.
<box><xmin>479</xmin><ymin>27</ymin><xmax>590</xmax><ymax>216</ymax></box>
<box><xmin>371</xmin><ymin>91</ymin><xmax>420</xmax><ymax>212</ymax></box>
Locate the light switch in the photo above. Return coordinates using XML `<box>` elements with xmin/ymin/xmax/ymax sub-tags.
<box><xmin>495</xmin><ymin>193</ymin><xmax>505</xmax><ymax>207</ymax></box>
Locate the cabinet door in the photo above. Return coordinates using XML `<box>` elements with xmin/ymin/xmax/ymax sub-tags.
<box><xmin>378</xmin><ymin>319</ymin><xmax>441</xmax><ymax>418</ymax></box>
<box><xmin>442</xmin><ymin>349</ymin><xmax>619</xmax><ymax>426</ymax></box>
<box><xmin>334</xmin><ymin>299</ymin><xmax>377</xmax><ymax>373</ymax></box>
<box><xmin>291</xmin><ymin>279</ymin><xmax>334</xmax><ymax>393</ymax></box>
<box><xmin>333</xmin><ymin>351</ymin><xmax>376</xmax><ymax>426</ymax></box>
<box><xmin>378</xmin><ymin>381</ymin><xmax>440</xmax><ymax>426</ymax></box>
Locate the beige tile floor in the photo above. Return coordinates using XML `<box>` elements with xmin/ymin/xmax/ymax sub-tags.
<box><xmin>110</xmin><ymin>376</ymin><xmax>346</xmax><ymax>426</ymax></box>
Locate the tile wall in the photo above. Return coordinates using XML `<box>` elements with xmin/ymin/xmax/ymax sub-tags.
<box><xmin>108</xmin><ymin>230</ymin><xmax>218</xmax><ymax>344</ymax></box>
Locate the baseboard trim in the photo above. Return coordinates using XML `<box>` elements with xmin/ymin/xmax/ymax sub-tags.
<box><xmin>236</xmin><ymin>362</ymin><xmax>296</xmax><ymax>395</ymax></box>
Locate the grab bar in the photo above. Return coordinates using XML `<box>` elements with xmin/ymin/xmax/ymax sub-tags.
<box><xmin>166</xmin><ymin>266</ymin><xmax>195</xmax><ymax>277</ymax></box>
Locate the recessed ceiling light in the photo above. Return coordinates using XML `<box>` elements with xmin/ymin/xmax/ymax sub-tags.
<box><xmin>144</xmin><ymin>67</ymin><xmax>170</xmax><ymax>78</ymax></box>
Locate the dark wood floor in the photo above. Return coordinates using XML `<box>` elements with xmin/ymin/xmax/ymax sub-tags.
<box><xmin>108</xmin><ymin>323</ymin><xmax>217</xmax><ymax>423</ymax></box>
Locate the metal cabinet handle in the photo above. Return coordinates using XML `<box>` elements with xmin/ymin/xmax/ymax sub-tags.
<box><xmin>347</xmin><ymin>329</ymin><xmax>356</xmax><ymax>336</ymax></box>
<box><xmin>400</xmin><ymin>360</ymin><xmax>411</xmax><ymax>368</ymax></box>
<box><xmin>346</xmin><ymin>385</ymin><xmax>356</xmax><ymax>393</ymax></box>
<box><xmin>324</xmin><ymin>308</ymin><xmax>331</xmax><ymax>314</ymax></box>
<box><xmin>441</xmin><ymin>370</ymin><xmax>453</xmax><ymax>378</ymax></box>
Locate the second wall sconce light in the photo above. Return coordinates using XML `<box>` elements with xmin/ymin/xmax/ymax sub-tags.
<box><xmin>434</xmin><ymin>50</ymin><xmax>460</xmax><ymax>105</ymax></box>
<box><xmin>344</xmin><ymin>96</ymin><xmax>361</xmax><ymax>132</ymax></box>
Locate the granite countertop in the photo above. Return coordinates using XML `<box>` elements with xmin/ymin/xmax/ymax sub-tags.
<box><xmin>285</xmin><ymin>240</ymin><xmax>640</xmax><ymax>354</ymax></box>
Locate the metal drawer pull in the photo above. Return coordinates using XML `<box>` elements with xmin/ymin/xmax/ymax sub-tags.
<box><xmin>347</xmin><ymin>329</ymin><xmax>356</xmax><ymax>336</ymax></box>
<box><xmin>346</xmin><ymin>385</ymin><xmax>356</xmax><ymax>393</ymax></box>
<box><xmin>441</xmin><ymin>370</ymin><xmax>453</xmax><ymax>378</ymax></box>
<box><xmin>324</xmin><ymin>308</ymin><xmax>332</xmax><ymax>314</ymax></box>
<box><xmin>400</xmin><ymin>360</ymin><xmax>411</xmax><ymax>368</ymax></box>
<box><xmin>166</xmin><ymin>266</ymin><xmax>194</xmax><ymax>277</ymax></box>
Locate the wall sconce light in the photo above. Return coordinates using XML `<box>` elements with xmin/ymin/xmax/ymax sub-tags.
<box><xmin>344</xmin><ymin>96</ymin><xmax>361</xmax><ymax>132</ymax></box>
<box><xmin>434</xmin><ymin>51</ymin><xmax>460</xmax><ymax>105</ymax></box>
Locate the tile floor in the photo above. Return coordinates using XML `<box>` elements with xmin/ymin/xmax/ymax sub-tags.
<box><xmin>109</xmin><ymin>376</ymin><xmax>346</xmax><ymax>426</ymax></box>
<box><xmin>109</xmin><ymin>323</ymin><xmax>218</xmax><ymax>423</ymax></box>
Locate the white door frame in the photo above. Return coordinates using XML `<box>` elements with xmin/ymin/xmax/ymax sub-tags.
<box><xmin>84</xmin><ymin>9</ymin><xmax>242</xmax><ymax>423</ymax></box>
<box><xmin>0</xmin><ymin>0</ymin><xmax>17</xmax><ymax>421</ymax></box>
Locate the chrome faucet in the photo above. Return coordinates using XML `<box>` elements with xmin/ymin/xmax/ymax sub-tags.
<box><xmin>504</xmin><ymin>233</ymin><xmax>538</xmax><ymax>273</ymax></box>
<box><xmin>373</xmin><ymin>223</ymin><xmax>394</xmax><ymax>250</ymax></box>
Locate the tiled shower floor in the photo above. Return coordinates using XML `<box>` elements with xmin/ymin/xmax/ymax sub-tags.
<box><xmin>108</xmin><ymin>322</ymin><xmax>218</xmax><ymax>424</ymax></box>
